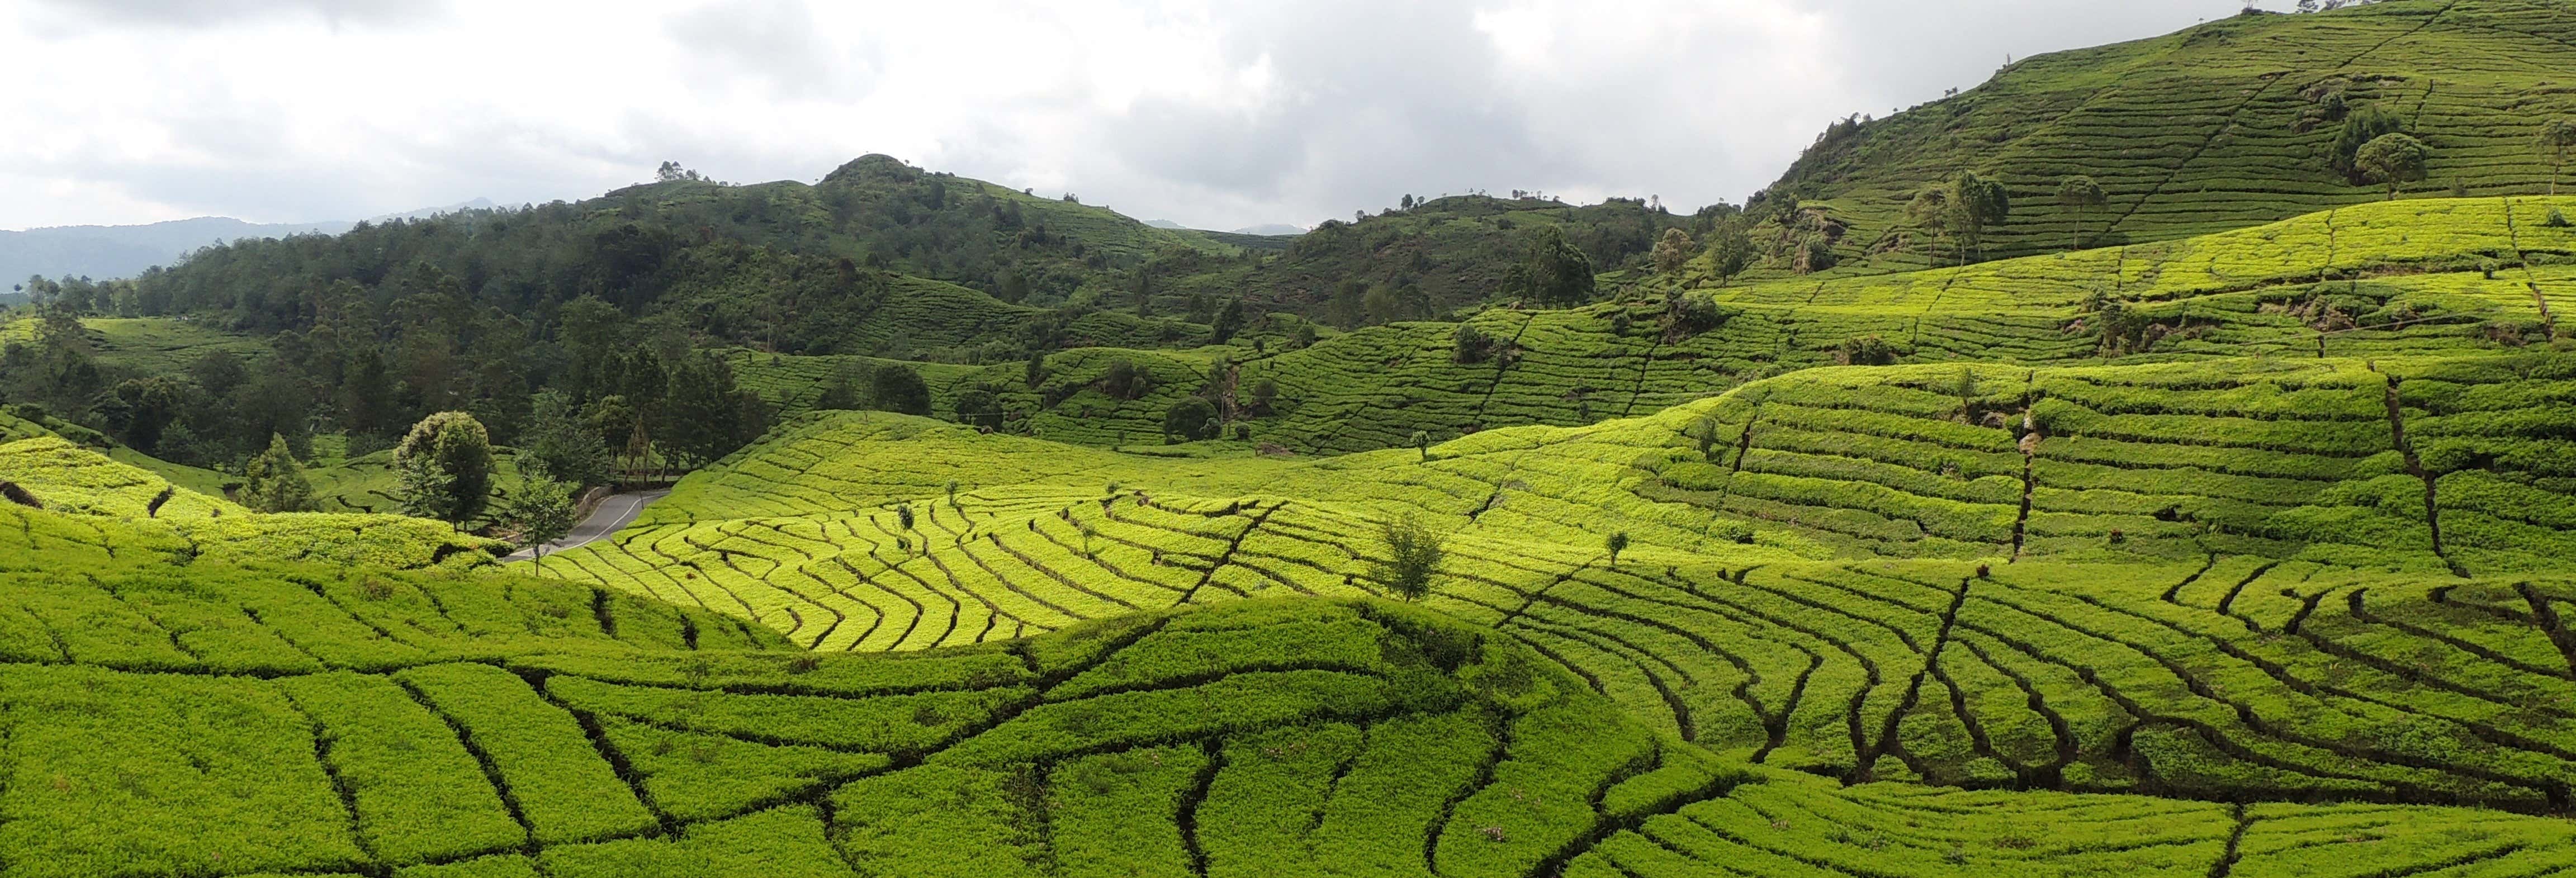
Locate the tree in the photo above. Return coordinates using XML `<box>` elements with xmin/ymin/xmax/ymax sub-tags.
<box><xmin>1372</xmin><ymin>514</ymin><xmax>1447</xmax><ymax>601</ymax></box>
<box><xmin>1248</xmin><ymin>379</ymin><xmax>1278</xmax><ymax>415</ymax></box>
<box><xmin>1101</xmin><ymin>359</ymin><xmax>1146</xmax><ymax>400</ymax></box>
<box><xmin>1162</xmin><ymin>397</ymin><xmax>1219</xmax><ymax>443</ymax></box>
<box><xmin>1706</xmin><ymin>222</ymin><xmax>1755</xmax><ymax>287</ymax></box>
<box><xmin>815</xmin><ymin>371</ymin><xmax>862</xmax><ymax>410</ymax></box>
<box><xmin>505</xmin><ymin>473</ymin><xmax>577</xmax><ymax>569</ymax></box>
<box><xmin>1651</xmin><ymin>228</ymin><xmax>1696</xmax><ymax>275</ymax></box>
<box><xmin>2332</xmin><ymin>106</ymin><xmax>2404</xmax><ymax>181</ymax></box>
<box><xmin>1503</xmin><ymin>226</ymin><xmax>1596</xmax><ymax>306</ymax></box>
<box><xmin>1605</xmin><ymin>531</ymin><xmax>1631</xmax><ymax>566</ymax></box>
<box><xmin>661</xmin><ymin>352</ymin><xmax>755</xmax><ymax>469</ymax></box>
<box><xmin>1952</xmin><ymin>172</ymin><xmax>2011</xmax><ymax>261</ymax></box>
<box><xmin>955</xmin><ymin>387</ymin><xmax>1003</xmax><ymax>431</ymax></box>
<box><xmin>2355</xmin><ymin>132</ymin><xmax>2429</xmax><ymax>200</ymax></box>
<box><xmin>1210</xmin><ymin>299</ymin><xmax>1247</xmax><ymax>344</ymax></box>
<box><xmin>1412</xmin><ymin>430</ymin><xmax>1431</xmax><ymax>462</ymax></box>
<box><xmin>2538</xmin><ymin>119</ymin><xmax>2576</xmax><ymax>196</ymax></box>
<box><xmin>1905</xmin><ymin>187</ymin><xmax>1958</xmax><ymax>264</ymax></box>
<box><xmin>242</xmin><ymin>434</ymin><xmax>316</xmax><ymax>513</ymax></box>
<box><xmin>2054</xmin><ymin>176</ymin><xmax>2107</xmax><ymax>250</ymax></box>
<box><xmin>871</xmin><ymin>364</ymin><xmax>932</xmax><ymax>415</ymax></box>
<box><xmin>523</xmin><ymin>390</ymin><xmax>612</xmax><ymax>488</ymax></box>
<box><xmin>395</xmin><ymin>411</ymin><xmax>494</xmax><ymax>529</ymax></box>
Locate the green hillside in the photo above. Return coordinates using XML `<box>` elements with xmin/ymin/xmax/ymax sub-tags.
<box><xmin>1759</xmin><ymin>0</ymin><xmax>2576</xmax><ymax>272</ymax></box>
<box><xmin>13</xmin><ymin>4</ymin><xmax>2576</xmax><ymax>875</ymax></box>
<box><xmin>723</xmin><ymin>196</ymin><xmax>2573</xmax><ymax>455</ymax></box>
<box><xmin>12</xmin><ymin>506</ymin><xmax>2576</xmax><ymax>875</ymax></box>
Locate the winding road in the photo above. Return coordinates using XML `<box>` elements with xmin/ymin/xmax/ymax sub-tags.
<box><xmin>503</xmin><ymin>490</ymin><xmax>668</xmax><ymax>562</ymax></box>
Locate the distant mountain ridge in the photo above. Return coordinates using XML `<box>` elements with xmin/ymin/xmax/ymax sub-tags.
<box><xmin>2</xmin><ymin>198</ymin><xmax>496</xmax><ymax>287</ymax></box>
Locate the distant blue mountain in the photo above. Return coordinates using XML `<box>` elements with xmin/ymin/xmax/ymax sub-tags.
<box><xmin>1</xmin><ymin>198</ymin><xmax>494</xmax><ymax>286</ymax></box>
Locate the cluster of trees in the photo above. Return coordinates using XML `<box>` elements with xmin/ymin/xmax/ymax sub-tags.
<box><xmin>0</xmin><ymin>277</ymin><xmax>769</xmax><ymax>490</ymax></box>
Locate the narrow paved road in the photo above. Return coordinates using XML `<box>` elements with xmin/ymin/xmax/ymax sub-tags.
<box><xmin>504</xmin><ymin>490</ymin><xmax>668</xmax><ymax>562</ymax></box>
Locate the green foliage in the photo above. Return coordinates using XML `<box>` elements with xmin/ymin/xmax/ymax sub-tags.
<box><xmin>2355</xmin><ymin>131</ymin><xmax>2431</xmax><ymax>198</ymax></box>
<box><xmin>1651</xmin><ymin>227</ymin><xmax>1696</xmax><ymax>274</ymax></box>
<box><xmin>394</xmin><ymin>412</ymin><xmax>493</xmax><ymax>527</ymax></box>
<box><xmin>866</xmin><ymin>363</ymin><xmax>935</xmax><ymax>417</ymax></box>
<box><xmin>2333</xmin><ymin>104</ymin><xmax>2407</xmax><ymax>180</ymax></box>
<box><xmin>2541</xmin><ymin>118</ymin><xmax>2576</xmax><ymax>194</ymax></box>
<box><xmin>1373</xmin><ymin>514</ymin><xmax>1447</xmax><ymax>601</ymax></box>
<box><xmin>1161</xmin><ymin>396</ymin><xmax>1218</xmax><ymax>444</ymax></box>
<box><xmin>1706</xmin><ymin>220</ymin><xmax>1756</xmax><ymax>285</ymax></box>
<box><xmin>1504</xmin><ymin>225</ymin><xmax>1598</xmax><ymax>306</ymax></box>
<box><xmin>521</xmin><ymin>390</ymin><xmax>612</xmax><ymax>488</ymax></box>
<box><xmin>1839</xmin><ymin>334</ymin><xmax>1898</xmax><ymax>366</ymax></box>
<box><xmin>954</xmin><ymin>387</ymin><xmax>1003</xmax><ymax>431</ymax></box>
<box><xmin>503</xmin><ymin>473</ymin><xmax>577</xmax><ymax>561</ymax></box>
<box><xmin>242</xmin><ymin>433</ymin><xmax>317</xmax><ymax>513</ymax></box>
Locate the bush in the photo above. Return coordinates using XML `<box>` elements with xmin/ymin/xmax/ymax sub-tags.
<box><xmin>870</xmin><ymin>365</ymin><xmax>933</xmax><ymax>416</ymax></box>
<box><xmin>1453</xmin><ymin>324</ymin><xmax>1492</xmax><ymax>364</ymax></box>
<box><xmin>1838</xmin><ymin>334</ymin><xmax>1897</xmax><ymax>366</ymax></box>
<box><xmin>1374</xmin><ymin>514</ymin><xmax>1447</xmax><ymax>600</ymax></box>
<box><xmin>2548</xmin><ymin>208</ymin><xmax>2572</xmax><ymax>228</ymax></box>
<box><xmin>953</xmin><ymin>388</ymin><xmax>1002</xmax><ymax>432</ymax></box>
<box><xmin>1102</xmin><ymin>359</ymin><xmax>1146</xmax><ymax>400</ymax></box>
<box><xmin>1162</xmin><ymin>397</ymin><xmax>1219</xmax><ymax>443</ymax></box>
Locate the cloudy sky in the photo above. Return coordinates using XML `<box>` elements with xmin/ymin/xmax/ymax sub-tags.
<box><xmin>1</xmin><ymin>0</ymin><xmax>2276</xmax><ymax>232</ymax></box>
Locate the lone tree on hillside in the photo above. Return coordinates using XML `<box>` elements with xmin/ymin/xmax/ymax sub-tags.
<box><xmin>1504</xmin><ymin>225</ymin><xmax>1596</xmax><ymax>306</ymax></box>
<box><xmin>242</xmin><ymin>434</ymin><xmax>316</xmax><ymax>513</ymax></box>
<box><xmin>505</xmin><ymin>473</ymin><xmax>577</xmax><ymax>571</ymax></box>
<box><xmin>1606</xmin><ymin>531</ymin><xmax>1631</xmax><ymax>567</ymax></box>
<box><xmin>1210</xmin><ymin>299</ymin><xmax>1247</xmax><ymax>345</ymax></box>
<box><xmin>1651</xmin><ymin>228</ymin><xmax>1696</xmax><ymax>275</ymax></box>
<box><xmin>1705</xmin><ymin>221</ymin><xmax>1755</xmax><ymax>287</ymax></box>
<box><xmin>2355</xmin><ymin>132</ymin><xmax>2430</xmax><ymax>200</ymax></box>
<box><xmin>2539</xmin><ymin>119</ymin><xmax>2576</xmax><ymax>196</ymax></box>
<box><xmin>395</xmin><ymin>411</ymin><xmax>494</xmax><ymax>529</ymax></box>
<box><xmin>1374</xmin><ymin>514</ymin><xmax>1448</xmax><ymax>601</ymax></box>
<box><xmin>2055</xmin><ymin>176</ymin><xmax>2107</xmax><ymax>250</ymax></box>
<box><xmin>1412</xmin><ymin>430</ymin><xmax>1432</xmax><ymax>462</ymax></box>
<box><xmin>954</xmin><ymin>388</ymin><xmax>1003</xmax><ymax>432</ymax></box>
<box><xmin>872</xmin><ymin>364</ymin><xmax>933</xmax><ymax>416</ymax></box>
<box><xmin>2332</xmin><ymin>106</ymin><xmax>2404</xmax><ymax>181</ymax></box>
<box><xmin>1162</xmin><ymin>397</ymin><xmax>1219</xmax><ymax>443</ymax></box>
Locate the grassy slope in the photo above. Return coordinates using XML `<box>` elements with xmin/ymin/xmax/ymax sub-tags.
<box><xmin>1757</xmin><ymin>0</ymin><xmax>2576</xmax><ymax>273</ymax></box>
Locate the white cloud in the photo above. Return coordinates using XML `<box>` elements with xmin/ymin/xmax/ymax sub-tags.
<box><xmin>0</xmin><ymin>0</ymin><xmax>2255</xmax><ymax>231</ymax></box>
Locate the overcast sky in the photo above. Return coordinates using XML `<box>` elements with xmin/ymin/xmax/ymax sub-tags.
<box><xmin>1</xmin><ymin>0</ymin><xmax>2280</xmax><ymax>232</ymax></box>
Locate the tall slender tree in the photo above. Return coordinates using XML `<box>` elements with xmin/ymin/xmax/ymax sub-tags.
<box><xmin>2539</xmin><ymin>119</ymin><xmax>2576</xmax><ymax>196</ymax></box>
<box><xmin>2055</xmin><ymin>176</ymin><xmax>2107</xmax><ymax>250</ymax></box>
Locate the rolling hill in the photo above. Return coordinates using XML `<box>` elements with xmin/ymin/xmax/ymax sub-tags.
<box><xmin>11</xmin><ymin>4</ymin><xmax>2576</xmax><ymax>876</ymax></box>
<box><xmin>1760</xmin><ymin>0</ymin><xmax>2576</xmax><ymax>273</ymax></box>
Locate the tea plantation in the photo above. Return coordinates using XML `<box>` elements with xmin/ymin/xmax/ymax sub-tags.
<box><xmin>8</xmin><ymin>2</ymin><xmax>2576</xmax><ymax>865</ymax></box>
<box><xmin>1761</xmin><ymin>0</ymin><xmax>2576</xmax><ymax>270</ymax></box>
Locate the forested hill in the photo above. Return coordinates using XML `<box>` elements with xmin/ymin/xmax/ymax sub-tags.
<box><xmin>110</xmin><ymin>154</ymin><xmax>1240</xmax><ymax>350</ymax></box>
<box><xmin>1755</xmin><ymin>0</ymin><xmax>2576</xmax><ymax>274</ymax></box>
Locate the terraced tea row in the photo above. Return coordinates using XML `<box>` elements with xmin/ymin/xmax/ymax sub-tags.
<box><xmin>12</xmin><ymin>554</ymin><xmax>2576</xmax><ymax>878</ymax></box>
<box><xmin>0</xmin><ymin>437</ymin><xmax>505</xmax><ymax>570</ymax></box>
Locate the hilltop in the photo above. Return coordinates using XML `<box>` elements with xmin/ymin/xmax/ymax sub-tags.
<box><xmin>1758</xmin><ymin>0</ymin><xmax>2576</xmax><ymax>272</ymax></box>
